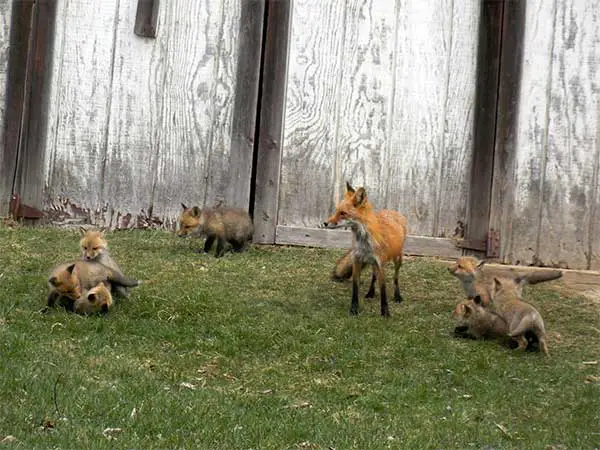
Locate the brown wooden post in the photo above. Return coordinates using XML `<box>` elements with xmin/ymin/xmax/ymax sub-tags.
<box><xmin>464</xmin><ymin>0</ymin><xmax>506</xmax><ymax>256</ymax></box>
<box><xmin>1</xmin><ymin>0</ymin><xmax>57</xmax><ymax>219</ymax></box>
<box><xmin>251</xmin><ymin>0</ymin><xmax>292</xmax><ymax>243</ymax></box>
<box><xmin>488</xmin><ymin>0</ymin><xmax>526</xmax><ymax>263</ymax></box>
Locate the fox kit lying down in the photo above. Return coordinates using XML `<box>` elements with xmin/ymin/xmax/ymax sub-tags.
<box><xmin>79</xmin><ymin>227</ymin><xmax>129</xmax><ymax>297</ymax></box>
<box><xmin>73</xmin><ymin>282</ymin><xmax>113</xmax><ymax>315</ymax></box>
<box><xmin>177</xmin><ymin>204</ymin><xmax>254</xmax><ymax>257</ymax></box>
<box><xmin>47</xmin><ymin>261</ymin><xmax>139</xmax><ymax>312</ymax></box>
<box><xmin>452</xmin><ymin>299</ymin><xmax>509</xmax><ymax>341</ymax></box>
<box><xmin>488</xmin><ymin>277</ymin><xmax>549</xmax><ymax>356</ymax></box>
<box><xmin>448</xmin><ymin>256</ymin><xmax>562</xmax><ymax>306</ymax></box>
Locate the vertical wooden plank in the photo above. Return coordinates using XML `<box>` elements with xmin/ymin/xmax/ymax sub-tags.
<box><xmin>506</xmin><ymin>0</ymin><xmax>556</xmax><ymax>266</ymax></box>
<box><xmin>225</xmin><ymin>0</ymin><xmax>264</xmax><ymax>210</ymax></box>
<box><xmin>12</xmin><ymin>0</ymin><xmax>57</xmax><ymax>212</ymax></box>
<box><xmin>43</xmin><ymin>0</ymin><xmax>120</xmax><ymax>211</ymax></box>
<box><xmin>537</xmin><ymin>0</ymin><xmax>600</xmax><ymax>269</ymax></box>
<box><xmin>434</xmin><ymin>0</ymin><xmax>480</xmax><ymax>238</ymax></box>
<box><xmin>0</xmin><ymin>0</ymin><xmax>14</xmax><ymax>215</ymax></box>
<box><xmin>252</xmin><ymin>0</ymin><xmax>292</xmax><ymax>243</ymax></box>
<box><xmin>489</xmin><ymin>0</ymin><xmax>526</xmax><ymax>262</ymax></box>
<box><xmin>463</xmin><ymin>0</ymin><xmax>503</xmax><ymax>248</ymax></box>
<box><xmin>276</xmin><ymin>0</ymin><xmax>347</xmax><ymax>228</ymax></box>
<box><xmin>0</xmin><ymin>0</ymin><xmax>29</xmax><ymax>216</ymax></box>
<box><xmin>336</xmin><ymin>0</ymin><xmax>396</xmax><ymax>208</ymax></box>
<box><xmin>386</xmin><ymin>0</ymin><xmax>453</xmax><ymax>236</ymax></box>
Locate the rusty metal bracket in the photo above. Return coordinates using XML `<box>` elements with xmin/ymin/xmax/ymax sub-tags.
<box><xmin>455</xmin><ymin>229</ymin><xmax>501</xmax><ymax>258</ymax></box>
<box><xmin>10</xmin><ymin>194</ymin><xmax>43</xmax><ymax>220</ymax></box>
<box><xmin>486</xmin><ymin>229</ymin><xmax>501</xmax><ymax>258</ymax></box>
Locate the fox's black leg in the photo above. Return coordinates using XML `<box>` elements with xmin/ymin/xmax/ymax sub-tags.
<box><xmin>365</xmin><ymin>272</ymin><xmax>376</xmax><ymax>298</ymax></box>
<box><xmin>215</xmin><ymin>238</ymin><xmax>227</xmax><ymax>257</ymax></box>
<box><xmin>203</xmin><ymin>236</ymin><xmax>216</xmax><ymax>253</ymax></box>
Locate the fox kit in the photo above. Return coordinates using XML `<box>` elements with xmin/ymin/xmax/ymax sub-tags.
<box><xmin>323</xmin><ymin>182</ymin><xmax>408</xmax><ymax>317</ymax></box>
<box><xmin>47</xmin><ymin>261</ymin><xmax>139</xmax><ymax>311</ymax></box>
<box><xmin>79</xmin><ymin>227</ymin><xmax>129</xmax><ymax>297</ymax></box>
<box><xmin>488</xmin><ymin>277</ymin><xmax>549</xmax><ymax>355</ymax></box>
<box><xmin>448</xmin><ymin>256</ymin><xmax>562</xmax><ymax>306</ymax></box>
<box><xmin>73</xmin><ymin>282</ymin><xmax>113</xmax><ymax>315</ymax></box>
<box><xmin>452</xmin><ymin>299</ymin><xmax>510</xmax><ymax>340</ymax></box>
<box><xmin>177</xmin><ymin>204</ymin><xmax>254</xmax><ymax>257</ymax></box>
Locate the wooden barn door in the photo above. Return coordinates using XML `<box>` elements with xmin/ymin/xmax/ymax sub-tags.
<box><xmin>253</xmin><ymin>0</ymin><xmax>495</xmax><ymax>259</ymax></box>
<box><xmin>0</xmin><ymin>0</ymin><xmax>56</xmax><ymax>221</ymax></box>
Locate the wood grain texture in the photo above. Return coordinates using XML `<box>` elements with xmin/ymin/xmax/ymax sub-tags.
<box><xmin>276</xmin><ymin>226</ymin><xmax>463</xmax><ymax>258</ymax></box>
<box><xmin>507</xmin><ymin>0</ymin><xmax>600</xmax><ymax>270</ymax></box>
<box><xmin>278</xmin><ymin>0</ymin><xmax>479</xmax><ymax>238</ymax></box>
<box><xmin>506</xmin><ymin>0</ymin><xmax>557</xmax><ymax>266</ymax></box>
<box><xmin>42</xmin><ymin>0</ymin><xmax>244</xmax><ymax>228</ymax></box>
<box><xmin>435</xmin><ymin>0</ymin><xmax>480</xmax><ymax>238</ymax></box>
<box><xmin>0</xmin><ymin>0</ymin><xmax>16</xmax><ymax>215</ymax></box>
<box><xmin>252</xmin><ymin>0</ymin><xmax>291</xmax><ymax>243</ymax></box>
<box><xmin>0</xmin><ymin>1</ymin><xmax>12</xmax><ymax>201</ymax></box>
<box><xmin>43</xmin><ymin>0</ymin><xmax>119</xmax><ymax>211</ymax></box>
<box><xmin>278</xmin><ymin>0</ymin><xmax>347</xmax><ymax>228</ymax></box>
<box><xmin>539</xmin><ymin>0</ymin><xmax>600</xmax><ymax>269</ymax></box>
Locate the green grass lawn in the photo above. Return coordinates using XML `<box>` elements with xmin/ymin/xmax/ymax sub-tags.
<box><xmin>0</xmin><ymin>226</ymin><xmax>598</xmax><ymax>449</ymax></box>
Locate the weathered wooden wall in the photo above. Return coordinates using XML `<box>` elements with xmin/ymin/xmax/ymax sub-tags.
<box><xmin>41</xmin><ymin>0</ymin><xmax>252</xmax><ymax>228</ymax></box>
<box><xmin>491</xmin><ymin>0</ymin><xmax>600</xmax><ymax>270</ymax></box>
<box><xmin>0</xmin><ymin>0</ymin><xmax>13</xmax><ymax>215</ymax></box>
<box><xmin>275</xmin><ymin>0</ymin><xmax>480</xmax><ymax>244</ymax></box>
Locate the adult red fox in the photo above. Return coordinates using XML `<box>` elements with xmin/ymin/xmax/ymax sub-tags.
<box><xmin>323</xmin><ymin>182</ymin><xmax>408</xmax><ymax>316</ymax></box>
<box><xmin>177</xmin><ymin>204</ymin><xmax>254</xmax><ymax>257</ymax></box>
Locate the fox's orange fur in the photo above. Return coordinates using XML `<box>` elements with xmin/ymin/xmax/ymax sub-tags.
<box><xmin>79</xmin><ymin>227</ymin><xmax>129</xmax><ymax>297</ymax></box>
<box><xmin>177</xmin><ymin>204</ymin><xmax>254</xmax><ymax>257</ymax></box>
<box><xmin>47</xmin><ymin>261</ymin><xmax>139</xmax><ymax>312</ymax></box>
<box><xmin>323</xmin><ymin>182</ymin><xmax>407</xmax><ymax>316</ymax></box>
<box><xmin>74</xmin><ymin>282</ymin><xmax>113</xmax><ymax>315</ymax></box>
<box><xmin>488</xmin><ymin>277</ymin><xmax>549</xmax><ymax>356</ymax></box>
<box><xmin>448</xmin><ymin>256</ymin><xmax>562</xmax><ymax>306</ymax></box>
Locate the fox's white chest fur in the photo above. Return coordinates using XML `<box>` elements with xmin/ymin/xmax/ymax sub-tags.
<box><xmin>349</xmin><ymin>221</ymin><xmax>381</xmax><ymax>268</ymax></box>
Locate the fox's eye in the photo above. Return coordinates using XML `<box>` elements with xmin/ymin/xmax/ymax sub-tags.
<box><xmin>92</xmin><ymin>247</ymin><xmax>99</xmax><ymax>251</ymax></box>
<box><xmin>339</xmin><ymin>211</ymin><xmax>346</xmax><ymax>217</ymax></box>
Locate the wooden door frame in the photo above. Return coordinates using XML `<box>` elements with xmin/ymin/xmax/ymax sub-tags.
<box><xmin>251</xmin><ymin>0</ymin><xmax>525</xmax><ymax>260</ymax></box>
<box><xmin>0</xmin><ymin>0</ymin><xmax>57</xmax><ymax>219</ymax></box>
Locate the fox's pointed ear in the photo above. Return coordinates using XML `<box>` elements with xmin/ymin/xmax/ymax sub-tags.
<box><xmin>66</xmin><ymin>264</ymin><xmax>76</xmax><ymax>275</ymax></box>
<box><xmin>49</xmin><ymin>276</ymin><xmax>59</xmax><ymax>287</ymax></box>
<box><xmin>475</xmin><ymin>260</ymin><xmax>486</xmax><ymax>271</ymax></box>
<box><xmin>493</xmin><ymin>277</ymin><xmax>502</xmax><ymax>292</ymax></box>
<box><xmin>463</xmin><ymin>303</ymin><xmax>472</xmax><ymax>316</ymax></box>
<box><xmin>345</xmin><ymin>181</ymin><xmax>355</xmax><ymax>193</ymax></box>
<box><xmin>353</xmin><ymin>187</ymin><xmax>367</xmax><ymax>206</ymax></box>
<box><xmin>181</xmin><ymin>203</ymin><xmax>188</xmax><ymax>210</ymax></box>
<box><xmin>79</xmin><ymin>227</ymin><xmax>87</xmax><ymax>236</ymax></box>
<box><xmin>191</xmin><ymin>206</ymin><xmax>201</xmax><ymax>217</ymax></box>
<box><xmin>87</xmin><ymin>293</ymin><xmax>97</xmax><ymax>303</ymax></box>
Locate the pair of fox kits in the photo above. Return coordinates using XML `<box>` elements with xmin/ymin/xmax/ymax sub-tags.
<box><xmin>177</xmin><ymin>203</ymin><xmax>254</xmax><ymax>257</ymax></box>
<box><xmin>449</xmin><ymin>256</ymin><xmax>562</xmax><ymax>356</ymax></box>
<box><xmin>47</xmin><ymin>228</ymin><xmax>139</xmax><ymax>315</ymax></box>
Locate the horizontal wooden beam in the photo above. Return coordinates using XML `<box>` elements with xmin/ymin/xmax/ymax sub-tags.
<box><xmin>275</xmin><ymin>226</ymin><xmax>463</xmax><ymax>259</ymax></box>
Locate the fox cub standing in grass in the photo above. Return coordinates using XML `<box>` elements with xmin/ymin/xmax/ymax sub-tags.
<box><xmin>73</xmin><ymin>281</ymin><xmax>113</xmax><ymax>315</ymax></box>
<box><xmin>448</xmin><ymin>256</ymin><xmax>562</xmax><ymax>306</ymax></box>
<box><xmin>487</xmin><ymin>277</ymin><xmax>550</xmax><ymax>356</ymax></box>
<box><xmin>79</xmin><ymin>227</ymin><xmax>129</xmax><ymax>297</ymax></box>
<box><xmin>47</xmin><ymin>261</ymin><xmax>139</xmax><ymax>312</ymax></box>
<box><xmin>323</xmin><ymin>182</ymin><xmax>408</xmax><ymax>317</ymax></box>
<box><xmin>177</xmin><ymin>204</ymin><xmax>254</xmax><ymax>257</ymax></box>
